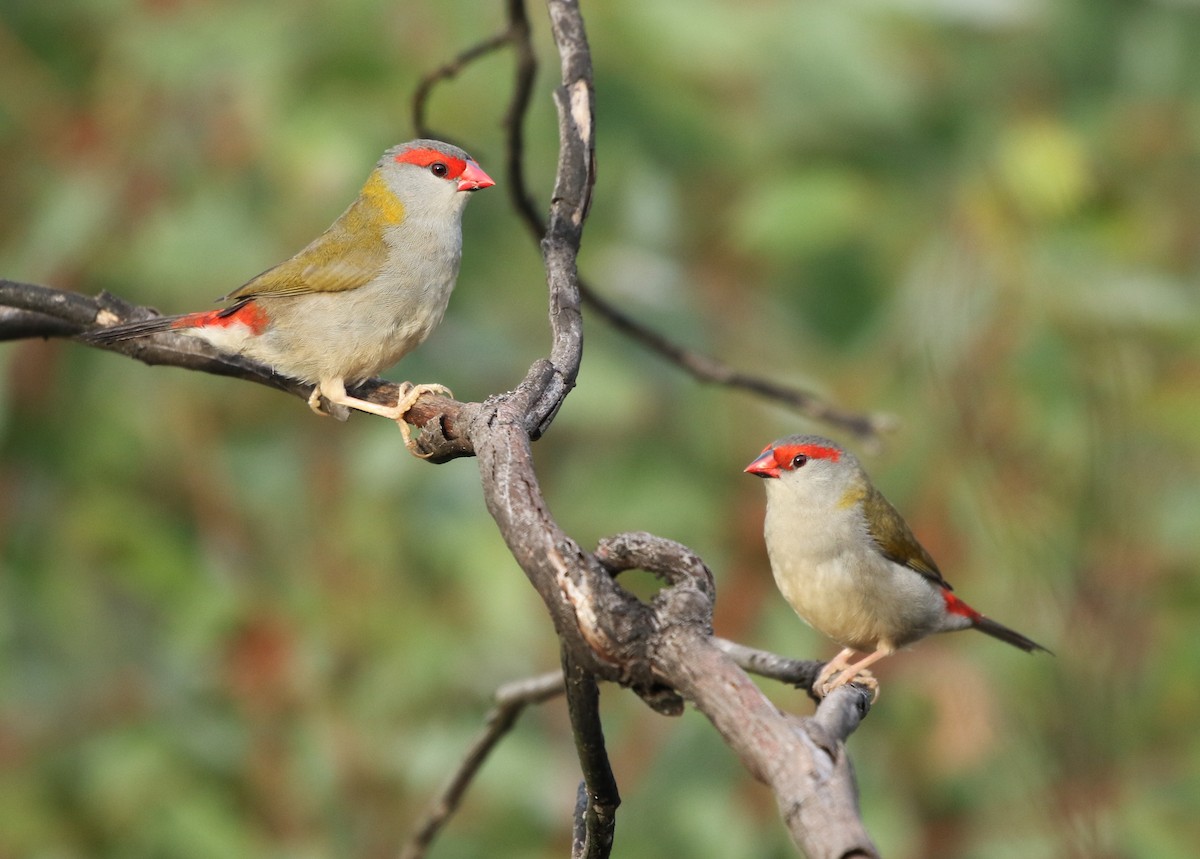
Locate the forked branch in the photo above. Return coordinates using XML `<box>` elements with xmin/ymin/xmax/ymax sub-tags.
<box><xmin>412</xmin><ymin>0</ymin><xmax>888</xmax><ymax>444</ymax></box>
<box><xmin>0</xmin><ymin>1</ymin><xmax>878</xmax><ymax>856</ymax></box>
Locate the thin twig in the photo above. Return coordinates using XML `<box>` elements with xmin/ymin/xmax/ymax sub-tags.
<box><xmin>712</xmin><ymin>637</ymin><xmax>825</xmax><ymax>698</ymax></box>
<box><xmin>398</xmin><ymin>671</ymin><xmax>565</xmax><ymax>859</ymax></box>
<box><xmin>0</xmin><ymin>281</ymin><xmax>315</xmax><ymax>400</ymax></box>
<box><xmin>575</xmin><ymin>282</ymin><xmax>895</xmax><ymax>443</ymax></box>
<box><xmin>411</xmin><ymin>28</ymin><xmax>519</xmax><ymax>143</ymax></box>
<box><xmin>418</xmin><ymin>0</ymin><xmax>895</xmax><ymax>447</ymax></box>
<box><xmin>500</xmin><ymin>0</ymin><xmax>543</xmax><ymax>226</ymax></box>
<box><xmin>562</xmin><ymin>651</ymin><xmax>619</xmax><ymax>859</ymax></box>
<box><xmin>489</xmin><ymin>1</ymin><xmax>890</xmax><ymax>444</ymax></box>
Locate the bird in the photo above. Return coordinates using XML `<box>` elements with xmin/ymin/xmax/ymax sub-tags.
<box><xmin>745</xmin><ymin>434</ymin><xmax>1049</xmax><ymax>699</ymax></box>
<box><xmin>86</xmin><ymin>139</ymin><xmax>494</xmax><ymax>445</ymax></box>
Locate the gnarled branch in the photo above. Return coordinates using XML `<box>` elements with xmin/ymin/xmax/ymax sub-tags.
<box><xmin>412</xmin><ymin>0</ymin><xmax>889</xmax><ymax>445</ymax></box>
<box><xmin>0</xmin><ymin>2</ymin><xmax>878</xmax><ymax>856</ymax></box>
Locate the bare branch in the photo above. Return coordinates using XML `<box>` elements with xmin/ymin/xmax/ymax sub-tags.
<box><xmin>482</xmin><ymin>12</ymin><xmax>888</xmax><ymax>444</ymax></box>
<box><xmin>563</xmin><ymin>652</ymin><xmax>618</xmax><ymax>859</ymax></box>
<box><xmin>712</xmin><ymin>637</ymin><xmax>824</xmax><ymax>698</ymax></box>
<box><xmin>653</xmin><ymin>627</ymin><xmax>878</xmax><ymax>858</ymax></box>
<box><xmin>411</xmin><ymin>29</ymin><xmax>517</xmax><ymax>143</ymax></box>
<box><xmin>500</xmin><ymin>0</ymin><xmax>543</xmax><ymax>228</ymax></box>
<box><xmin>0</xmin><ymin>305</ymin><xmax>82</xmax><ymax>340</ymax></box>
<box><xmin>575</xmin><ymin>283</ymin><xmax>896</xmax><ymax>443</ymax></box>
<box><xmin>411</xmin><ymin>0</ymin><xmax>886</xmax><ymax>444</ymax></box>
<box><xmin>412</xmin><ymin>0</ymin><xmax>542</xmax><ymax>230</ymax></box>
<box><xmin>0</xmin><ymin>279</ymin><xmax>478</xmax><ymax>457</ymax></box>
<box><xmin>399</xmin><ymin>671</ymin><xmax>564</xmax><ymax>859</ymax></box>
<box><xmin>592</xmin><ymin>531</ymin><xmax>878</xmax><ymax>857</ymax></box>
<box><xmin>1</xmin><ymin>281</ymin><xmax>310</xmax><ymax>399</ymax></box>
<box><xmin>0</xmin><ymin>278</ymin><xmax>111</xmax><ymax>327</ymax></box>
<box><xmin>1</xmin><ymin>2</ymin><xmax>883</xmax><ymax>854</ymax></box>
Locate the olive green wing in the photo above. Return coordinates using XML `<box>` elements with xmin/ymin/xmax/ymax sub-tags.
<box><xmin>862</xmin><ymin>484</ymin><xmax>954</xmax><ymax>591</ymax></box>
<box><xmin>222</xmin><ymin>188</ymin><xmax>394</xmax><ymax>301</ymax></box>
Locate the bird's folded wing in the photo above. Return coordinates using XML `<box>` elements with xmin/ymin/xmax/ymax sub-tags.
<box><xmin>862</xmin><ymin>487</ymin><xmax>954</xmax><ymax>591</ymax></box>
<box><xmin>222</xmin><ymin>200</ymin><xmax>390</xmax><ymax>300</ymax></box>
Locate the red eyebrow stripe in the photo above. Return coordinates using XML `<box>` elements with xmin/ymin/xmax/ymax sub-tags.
<box><xmin>772</xmin><ymin>443</ymin><xmax>842</xmax><ymax>467</ymax></box>
<box><xmin>394</xmin><ymin>148</ymin><xmax>468</xmax><ymax>178</ymax></box>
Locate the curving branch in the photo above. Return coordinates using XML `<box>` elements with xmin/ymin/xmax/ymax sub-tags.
<box><xmin>411</xmin><ymin>4</ymin><xmax>880</xmax><ymax>854</ymax></box>
<box><xmin>593</xmin><ymin>531</ymin><xmax>877</xmax><ymax>857</ymax></box>
<box><xmin>563</xmin><ymin>651</ymin><xmax>619</xmax><ymax>859</ymax></box>
<box><xmin>0</xmin><ymin>282</ymin><xmax>310</xmax><ymax>399</ymax></box>
<box><xmin>413</xmin><ymin>0</ymin><xmax>888</xmax><ymax>444</ymax></box>
<box><xmin>570</xmin><ymin>286</ymin><xmax>895</xmax><ymax>442</ymax></box>
<box><xmin>399</xmin><ymin>671</ymin><xmax>565</xmax><ymax>859</ymax></box>
<box><xmin>713</xmin><ymin>637</ymin><xmax>825</xmax><ymax>698</ymax></box>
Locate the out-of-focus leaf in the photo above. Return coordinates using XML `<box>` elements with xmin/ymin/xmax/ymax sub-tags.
<box><xmin>994</xmin><ymin>118</ymin><xmax>1094</xmax><ymax>221</ymax></box>
<box><xmin>734</xmin><ymin>169</ymin><xmax>872</xmax><ymax>259</ymax></box>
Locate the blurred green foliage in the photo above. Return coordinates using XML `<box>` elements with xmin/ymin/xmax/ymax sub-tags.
<box><xmin>2</xmin><ymin>0</ymin><xmax>1199</xmax><ymax>856</ymax></box>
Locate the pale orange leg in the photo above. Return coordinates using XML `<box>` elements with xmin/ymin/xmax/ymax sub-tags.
<box><xmin>311</xmin><ymin>377</ymin><xmax>386</xmax><ymax>422</ymax></box>
<box><xmin>818</xmin><ymin>647</ymin><xmax>893</xmax><ymax>701</ymax></box>
<box><xmin>815</xmin><ymin>648</ymin><xmax>857</xmax><ymax>691</ymax></box>
<box><xmin>312</xmin><ymin>379</ymin><xmax>453</xmax><ymax>453</ymax></box>
<box><xmin>308</xmin><ymin>384</ymin><xmax>351</xmax><ymax>421</ymax></box>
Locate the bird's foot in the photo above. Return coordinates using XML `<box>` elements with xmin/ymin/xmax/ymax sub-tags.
<box><xmin>392</xmin><ymin>382</ymin><xmax>454</xmax><ymax>455</ymax></box>
<box><xmin>307</xmin><ymin>378</ymin><xmax>453</xmax><ymax>455</ymax></box>
<box><xmin>308</xmin><ymin>388</ymin><xmax>351</xmax><ymax>421</ymax></box>
<box><xmin>813</xmin><ymin>648</ymin><xmax>855</xmax><ymax>692</ymax></box>
<box><xmin>815</xmin><ymin>668</ymin><xmax>880</xmax><ymax>703</ymax></box>
<box><xmin>813</xmin><ymin>646</ymin><xmax>888</xmax><ymax>702</ymax></box>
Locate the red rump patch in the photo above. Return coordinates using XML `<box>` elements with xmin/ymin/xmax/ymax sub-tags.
<box><xmin>173</xmin><ymin>301</ymin><xmax>269</xmax><ymax>335</ymax></box>
<box><xmin>942</xmin><ymin>590</ymin><xmax>981</xmax><ymax>621</ymax></box>
<box><xmin>394</xmin><ymin>147</ymin><xmax>468</xmax><ymax>179</ymax></box>
<box><xmin>773</xmin><ymin>442</ymin><xmax>842</xmax><ymax>470</ymax></box>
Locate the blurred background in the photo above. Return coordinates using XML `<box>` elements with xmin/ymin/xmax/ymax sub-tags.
<box><xmin>2</xmin><ymin>0</ymin><xmax>1198</xmax><ymax>856</ymax></box>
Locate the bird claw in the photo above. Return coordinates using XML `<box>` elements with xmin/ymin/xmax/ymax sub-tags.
<box><xmin>393</xmin><ymin>382</ymin><xmax>453</xmax><ymax>456</ymax></box>
<box><xmin>304</xmin><ymin>379</ymin><xmax>451</xmax><ymax>456</ymax></box>
<box><xmin>305</xmin><ymin>378</ymin><xmax>451</xmax><ymax>445</ymax></box>
<box><xmin>813</xmin><ymin>668</ymin><xmax>879</xmax><ymax>703</ymax></box>
<box><xmin>307</xmin><ymin>389</ymin><xmax>350</xmax><ymax>421</ymax></box>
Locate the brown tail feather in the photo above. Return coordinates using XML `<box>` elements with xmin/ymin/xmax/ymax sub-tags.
<box><xmin>974</xmin><ymin>615</ymin><xmax>1052</xmax><ymax>654</ymax></box>
<box><xmin>83</xmin><ymin>314</ymin><xmax>194</xmax><ymax>343</ymax></box>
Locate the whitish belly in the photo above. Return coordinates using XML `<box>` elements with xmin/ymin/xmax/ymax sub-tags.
<box><xmin>771</xmin><ymin>553</ymin><xmax>944</xmax><ymax>653</ymax></box>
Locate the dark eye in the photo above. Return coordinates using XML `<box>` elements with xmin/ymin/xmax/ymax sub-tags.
<box><xmin>791</xmin><ymin>454</ymin><xmax>808</xmax><ymax>469</ymax></box>
<box><xmin>430</xmin><ymin>162</ymin><xmax>449</xmax><ymax>178</ymax></box>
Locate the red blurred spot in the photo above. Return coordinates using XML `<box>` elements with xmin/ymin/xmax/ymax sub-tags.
<box><xmin>224</xmin><ymin>614</ymin><xmax>296</xmax><ymax>717</ymax></box>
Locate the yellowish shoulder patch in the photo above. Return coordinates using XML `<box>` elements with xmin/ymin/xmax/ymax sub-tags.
<box><xmin>359</xmin><ymin>170</ymin><xmax>406</xmax><ymax>225</ymax></box>
<box><xmin>837</xmin><ymin>484</ymin><xmax>867</xmax><ymax>509</ymax></box>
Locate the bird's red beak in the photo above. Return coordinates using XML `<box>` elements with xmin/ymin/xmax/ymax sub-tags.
<box><xmin>744</xmin><ymin>449</ymin><xmax>781</xmax><ymax>479</ymax></box>
<box><xmin>458</xmin><ymin>160</ymin><xmax>495</xmax><ymax>192</ymax></box>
